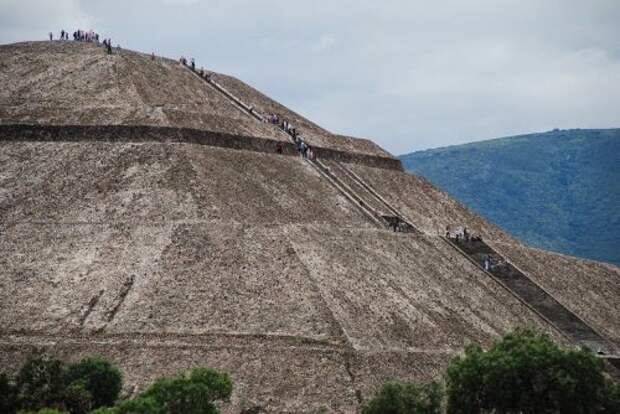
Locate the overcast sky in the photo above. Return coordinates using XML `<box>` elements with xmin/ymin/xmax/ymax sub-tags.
<box><xmin>1</xmin><ymin>0</ymin><xmax>619</xmax><ymax>154</ymax></box>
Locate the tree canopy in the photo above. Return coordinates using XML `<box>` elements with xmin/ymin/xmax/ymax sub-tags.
<box><xmin>362</xmin><ymin>381</ymin><xmax>442</xmax><ymax>414</ymax></box>
<box><xmin>446</xmin><ymin>329</ymin><xmax>617</xmax><ymax>413</ymax></box>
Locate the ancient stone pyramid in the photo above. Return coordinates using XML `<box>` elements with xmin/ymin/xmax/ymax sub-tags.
<box><xmin>1</xmin><ymin>41</ymin><xmax>619</xmax><ymax>413</ymax></box>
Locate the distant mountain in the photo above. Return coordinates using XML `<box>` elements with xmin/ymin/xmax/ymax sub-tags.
<box><xmin>400</xmin><ymin>129</ymin><xmax>620</xmax><ymax>266</ymax></box>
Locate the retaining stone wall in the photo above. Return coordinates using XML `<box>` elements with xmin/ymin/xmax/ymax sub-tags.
<box><xmin>0</xmin><ymin>124</ymin><xmax>403</xmax><ymax>171</ymax></box>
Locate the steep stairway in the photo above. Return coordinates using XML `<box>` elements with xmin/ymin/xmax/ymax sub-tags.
<box><xmin>306</xmin><ymin>158</ymin><xmax>383</xmax><ymax>227</ymax></box>
<box><xmin>307</xmin><ymin>158</ymin><xmax>421</xmax><ymax>232</ymax></box>
<box><xmin>447</xmin><ymin>236</ymin><xmax>612</xmax><ymax>353</ymax></box>
<box><xmin>314</xmin><ymin>159</ymin><xmax>387</xmax><ymax>226</ymax></box>
<box><xmin>334</xmin><ymin>162</ymin><xmax>417</xmax><ymax>232</ymax></box>
<box><xmin>183</xmin><ymin>63</ymin><xmax>264</xmax><ymax>122</ymax></box>
<box><xmin>329</xmin><ymin>158</ymin><xmax>616</xmax><ymax>354</ymax></box>
<box><xmin>309</xmin><ymin>152</ymin><xmax>616</xmax><ymax>356</ymax></box>
<box><xmin>321</xmin><ymin>160</ymin><xmax>386</xmax><ymax>214</ymax></box>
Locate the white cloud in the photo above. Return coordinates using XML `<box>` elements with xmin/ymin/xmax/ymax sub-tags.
<box><xmin>311</xmin><ymin>34</ymin><xmax>336</xmax><ymax>53</ymax></box>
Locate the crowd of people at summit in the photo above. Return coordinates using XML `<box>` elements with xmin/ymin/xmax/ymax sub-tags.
<box><xmin>50</xmin><ymin>29</ymin><xmax>318</xmax><ymax>160</ymax></box>
<box><xmin>49</xmin><ymin>29</ymin><xmax>115</xmax><ymax>54</ymax></box>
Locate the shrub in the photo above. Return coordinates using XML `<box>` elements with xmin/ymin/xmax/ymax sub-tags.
<box><xmin>114</xmin><ymin>397</ymin><xmax>160</xmax><ymax>413</ymax></box>
<box><xmin>446</xmin><ymin>329</ymin><xmax>613</xmax><ymax>414</ymax></box>
<box><xmin>88</xmin><ymin>408</ymin><xmax>118</xmax><ymax>414</ymax></box>
<box><xmin>362</xmin><ymin>381</ymin><xmax>443</xmax><ymax>414</ymax></box>
<box><xmin>601</xmin><ymin>380</ymin><xmax>620</xmax><ymax>413</ymax></box>
<box><xmin>89</xmin><ymin>397</ymin><xmax>159</xmax><ymax>414</ymax></box>
<box><xmin>62</xmin><ymin>381</ymin><xmax>92</xmax><ymax>414</ymax></box>
<box><xmin>140</xmin><ymin>367</ymin><xmax>233</xmax><ymax>414</ymax></box>
<box><xmin>64</xmin><ymin>357</ymin><xmax>122</xmax><ymax>409</ymax></box>
<box><xmin>1</xmin><ymin>372</ymin><xmax>19</xmax><ymax>414</ymax></box>
<box><xmin>16</xmin><ymin>357</ymin><xmax>66</xmax><ymax>411</ymax></box>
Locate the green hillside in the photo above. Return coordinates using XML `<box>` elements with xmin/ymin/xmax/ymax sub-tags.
<box><xmin>400</xmin><ymin>129</ymin><xmax>620</xmax><ymax>266</ymax></box>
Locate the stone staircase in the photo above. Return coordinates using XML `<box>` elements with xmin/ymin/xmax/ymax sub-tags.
<box><xmin>306</xmin><ymin>155</ymin><xmax>618</xmax><ymax>359</ymax></box>
<box><xmin>183</xmin><ymin>64</ymin><xmax>264</xmax><ymax>122</ymax></box>
<box><xmin>307</xmin><ymin>158</ymin><xmax>383</xmax><ymax>227</ymax></box>
<box><xmin>322</xmin><ymin>160</ymin><xmax>386</xmax><ymax>214</ymax></box>
<box><xmin>334</xmin><ymin>162</ymin><xmax>416</xmax><ymax>232</ymax></box>
<box><xmin>313</xmin><ymin>159</ymin><xmax>386</xmax><ymax>227</ymax></box>
<box><xmin>312</xmin><ymin>159</ymin><xmax>419</xmax><ymax>233</ymax></box>
<box><xmin>447</xmin><ymin>237</ymin><xmax>613</xmax><ymax>354</ymax></box>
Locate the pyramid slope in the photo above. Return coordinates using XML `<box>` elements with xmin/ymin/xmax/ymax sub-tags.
<box><xmin>0</xmin><ymin>41</ymin><xmax>287</xmax><ymax>140</ymax></box>
<box><xmin>1</xmin><ymin>41</ymin><xmax>619</xmax><ymax>413</ymax></box>
<box><xmin>0</xmin><ymin>141</ymin><xmax>553</xmax><ymax>343</ymax></box>
<box><xmin>3</xmin><ymin>138</ymin><xmax>612</xmax><ymax>412</ymax></box>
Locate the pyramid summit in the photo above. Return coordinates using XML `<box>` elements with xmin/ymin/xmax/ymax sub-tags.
<box><xmin>0</xmin><ymin>41</ymin><xmax>392</xmax><ymax>163</ymax></box>
<box><xmin>1</xmin><ymin>40</ymin><xmax>619</xmax><ymax>412</ymax></box>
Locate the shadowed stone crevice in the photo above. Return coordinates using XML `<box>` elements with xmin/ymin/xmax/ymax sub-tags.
<box><xmin>79</xmin><ymin>289</ymin><xmax>104</xmax><ymax>326</ymax></box>
<box><xmin>330</xmin><ymin>161</ymin><xmax>418</xmax><ymax>233</ymax></box>
<box><xmin>105</xmin><ymin>275</ymin><xmax>136</xmax><ymax>323</ymax></box>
